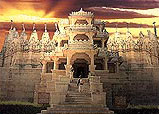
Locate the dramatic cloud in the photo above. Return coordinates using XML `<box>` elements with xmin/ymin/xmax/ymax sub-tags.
<box><xmin>0</xmin><ymin>0</ymin><xmax>159</xmax><ymax>19</ymax></box>
<box><xmin>106</xmin><ymin>22</ymin><xmax>153</xmax><ymax>28</ymax></box>
<box><xmin>87</xmin><ymin>7</ymin><xmax>157</xmax><ymax>19</ymax></box>
<box><xmin>71</xmin><ymin>0</ymin><xmax>159</xmax><ymax>10</ymax></box>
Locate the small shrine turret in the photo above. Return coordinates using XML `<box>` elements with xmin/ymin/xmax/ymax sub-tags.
<box><xmin>29</xmin><ymin>23</ymin><xmax>39</xmax><ymax>51</ymax></box>
<box><xmin>69</xmin><ymin>8</ymin><xmax>94</xmax><ymax>26</ymax></box>
<box><xmin>41</xmin><ymin>23</ymin><xmax>50</xmax><ymax>44</ymax></box>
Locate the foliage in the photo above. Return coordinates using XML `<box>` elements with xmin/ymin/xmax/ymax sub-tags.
<box><xmin>113</xmin><ymin>105</ymin><xmax>159</xmax><ymax>114</ymax></box>
<box><xmin>0</xmin><ymin>101</ymin><xmax>49</xmax><ymax>114</ymax></box>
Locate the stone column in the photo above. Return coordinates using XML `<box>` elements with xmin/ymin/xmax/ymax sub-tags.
<box><xmin>66</xmin><ymin>55</ymin><xmax>71</xmax><ymax>77</ymax></box>
<box><xmin>104</xmin><ymin>56</ymin><xmax>108</xmax><ymax>71</ymax></box>
<box><xmin>67</xmin><ymin>55</ymin><xmax>71</xmax><ymax>65</ymax></box>
<box><xmin>57</xmin><ymin>40</ymin><xmax>61</xmax><ymax>51</ymax></box>
<box><xmin>116</xmin><ymin>62</ymin><xmax>119</xmax><ymax>73</ymax></box>
<box><xmin>89</xmin><ymin>54</ymin><xmax>95</xmax><ymax>73</ymax></box>
<box><xmin>102</xmin><ymin>40</ymin><xmax>105</xmax><ymax>48</ymax></box>
<box><xmin>54</xmin><ymin>60</ymin><xmax>58</xmax><ymax>70</ymax></box>
<box><xmin>42</xmin><ymin>61</ymin><xmax>47</xmax><ymax>73</ymax></box>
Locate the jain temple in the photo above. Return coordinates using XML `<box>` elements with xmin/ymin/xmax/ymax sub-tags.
<box><xmin>0</xmin><ymin>9</ymin><xmax>159</xmax><ymax>113</ymax></box>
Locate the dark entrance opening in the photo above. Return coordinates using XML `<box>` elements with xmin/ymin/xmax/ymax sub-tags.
<box><xmin>59</xmin><ymin>62</ymin><xmax>66</xmax><ymax>70</ymax></box>
<box><xmin>108</xmin><ymin>63</ymin><xmax>116</xmax><ymax>73</ymax></box>
<box><xmin>95</xmin><ymin>59</ymin><xmax>104</xmax><ymax>70</ymax></box>
<box><xmin>46</xmin><ymin>62</ymin><xmax>54</xmax><ymax>73</ymax></box>
<box><xmin>72</xmin><ymin>59</ymin><xmax>89</xmax><ymax>78</ymax></box>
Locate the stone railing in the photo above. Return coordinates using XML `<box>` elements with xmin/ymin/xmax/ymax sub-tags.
<box><xmin>68</xmin><ymin>40</ymin><xmax>93</xmax><ymax>50</ymax></box>
<box><xmin>69</xmin><ymin>25</ymin><xmax>96</xmax><ymax>32</ymax></box>
<box><xmin>70</xmin><ymin>11</ymin><xmax>93</xmax><ymax>17</ymax></box>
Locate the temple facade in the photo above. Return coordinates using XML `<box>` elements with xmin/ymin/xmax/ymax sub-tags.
<box><xmin>0</xmin><ymin>9</ymin><xmax>159</xmax><ymax>111</ymax></box>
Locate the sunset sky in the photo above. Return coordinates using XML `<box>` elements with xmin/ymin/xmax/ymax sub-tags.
<box><xmin>0</xmin><ymin>0</ymin><xmax>159</xmax><ymax>50</ymax></box>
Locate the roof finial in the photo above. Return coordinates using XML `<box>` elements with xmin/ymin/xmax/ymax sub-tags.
<box><xmin>44</xmin><ymin>23</ymin><xmax>47</xmax><ymax>32</ymax></box>
<box><xmin>33</xmin><ymin>23</ymin><xmax>36</xmax><ymax>31</ymax></box>
<box><xmin>22</xmin><ymin>23</ymin><xmax>25</xmax><ymax>31</ymax></box>
<box><xmin>10</xmin><ymin>20</ymin><xmax>13</xmax><ymax>30</ymax></box>
<box><xmin>80</xmin><ymin>8</ymin><xmax>83</xmax><ymax>12</ymax></box>
<box><xmin>153</xmin><ymin>22</ymin><xmax>157</xmax><ymax>37</ymax></box>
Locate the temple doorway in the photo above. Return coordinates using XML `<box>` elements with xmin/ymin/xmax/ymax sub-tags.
<box><xmin>46</xmin><ymin>62</ymin><xmax>54</xmax><ymax>73</ymax></box>
<box><xmin>108</xmin><ymin>63</ymin><xmax>116</xmax><ymax>73</ymax></box>
<box><xmin>72</xmin><ymin>59</ymin><xmax>89</xmax><ymax>78</ymax></box>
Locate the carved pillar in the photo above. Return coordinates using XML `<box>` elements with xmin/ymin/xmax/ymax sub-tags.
<box><xmin>89</xmin><ymin>54</ymin><xmax>95</xmax><ymax>73</ymax></box>
<box><xmin>57</xmin><ymin>40</ymin><xmax>61</xmax><ymax>51</ymax></box>
<box><xmin>42</xmin><ymin>61</ymin><xmax>47</xmax><ymax>73</ymax></box>
<box><xmin>104</xmin><ymin>56</ymin><xmax>108</xmax><ymax>71</ymax></box>
<box><xmin>91</xmin><ymin>54</ymin><xmax>94</xmax><ymax>65</ymax></box>
<box><xmin>116</xmin><ymin>62</ymin><xmax>119</xmax><ymax>73</ymax></box>
<box><xmin>67</xmin><ymin>55</ymin><xmax>71</xmax><ymax>65</ymax></box>
<box><xmin>54</xmin><ymin>60</ymin><xmax>58</xmax><ymax>70</ymax></box>
<box><xmin>102</xmin><ymin>40</ymin><xmax>105</xmax><ymax>48</ymax></box>
<box><xmin>66</xmin><ymin>55</ymin><xmax>72</xmax><ymax>77</ymax></box>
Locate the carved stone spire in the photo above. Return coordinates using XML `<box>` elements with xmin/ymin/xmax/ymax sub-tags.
<box><xmin>10</xmin><ymin>20</ymin><xmax>13</xmax><ymax>30</ymax></box>
<box><xmin>20</xmin><ymin>23</ymin><xmax>27</xmax><ymax>41</ymax></box>
<box><xmin>44</xmin><ymin>23</ymin><xmax>47</xmax><ymax>32</ymax></box>
<box><xmin>153</xmin><ymin>22</ymin><xmax>157</xmax><ymax>37</ymax></box>
<box><xmin>29</xmin><ymin>23</ymin><xmax>38</xmax><ymax>44</ymax></box>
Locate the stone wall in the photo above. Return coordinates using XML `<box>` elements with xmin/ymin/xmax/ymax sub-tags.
<box><xmin>96</xmin><ymin>67</ymin><xmax>159</xmax><ymax>108</ymax></box>
<box><xmin>0</xmin><ymin>67</ymin><xmax>41</xmax><ymax>102</ymax></box>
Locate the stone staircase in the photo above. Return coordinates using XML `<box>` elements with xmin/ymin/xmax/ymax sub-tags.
<box><xmin>39</xmin><ymin>78</ymin><xmax>114</xmax><ymax>114</ymax></box>
<box><xmin>65</xmin><ymin>82</ymin><xmax>91</xmax><ymax>105</ymax></box>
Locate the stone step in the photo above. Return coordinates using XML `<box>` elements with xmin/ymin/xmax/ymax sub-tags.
<box><xmin>67</xmin><ymin>91</ymin><xmax>91</xmax><ymax>94</ymax></box>
<box><xmin>66</xmin><ymin>93</ymin><xmax>91</xmax><ymax>97</ymax></box>
<box><xmin>65</xmin><ymin>101</ymin><xmax>91</xmax><ymax>104</ymax></box>
<box><xmin>41</xmin><ymin>106</ymin><xmax>114</xmax><ymax>114</ymax></box>
<box><xmin>43</xmin><ymin>110</ymin><xmax>113</xmax><ymax>114</ymax></box>
<box><xmin>69</xmin><ymin>83</ymin><xmax>89</xmax><ymax>87</ymax></box>
<box><xmin>49</xmin><ymin>106</ymin><xmax>109</xmax><ymax>110</ymax></box>
<box><xmin>65</xmin><ymin>100</ymin><xmax>91</xmax><ymax>103</ymax></box>
<box><xmin>66</xmin><ymin>96</ymin><xmax>91</xmax><ymax>99</ymax></box>
<box><xmin>68</xmin><ymin>88</ymin><xmax>80</xmax><ymax>91</ymax></box>
<box><xmin>49</xmin><ymin>106</ymin><xmax>109</xmax><ymax>111</ymax></box>
<box><xmin>51</xmin><ymin>104</ymin><xmax>98</xmax><ymax>108</ymax></box>
<box><xmin>66</xmin><ymin>95</ymin><xmax>91</xmax><ymax>98</ymax></box>
<box><xmin>65</xmin><ymin>99</ymin><xmax>91</xmax><ymax>103</ymax></box>
<box><xmin>63</xmin><ymin>102</ymin><xmax>92</xmax><ymax>105</ymax></box>
<box><xmin>48</xmin><ymin>109</ymin><xmax>111</xmax><ymax>112</ymax></box>
<box><xmin>67</xmin><ymin>96</ymin><xmax>91</xmax><ymax>99</ymax></box>
<box><xmin>65</xmin><ymin>98</ymin><xmax>91</xmax><ymax>101</ymax></box>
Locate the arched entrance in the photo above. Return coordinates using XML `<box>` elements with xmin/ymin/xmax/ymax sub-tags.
<box><xmin>72</xmin><ymin>59</ymin><xmax>89</xmax><ymax>78</ymax></box>
<box><xmin>70</xmin><ymin>53</ymin><xmax>91</xmax><ymax>78</ymax></box>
